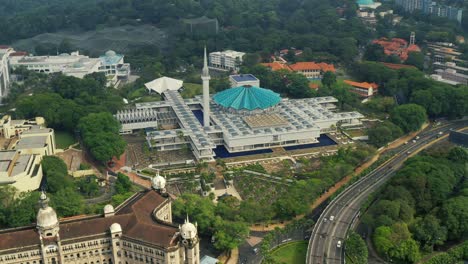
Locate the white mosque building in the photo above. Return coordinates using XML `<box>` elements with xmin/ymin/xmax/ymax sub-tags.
<box><xmin>115</xmin><ymin>48</ymin><xmax>363</xmax><ymax>161</ymax></box>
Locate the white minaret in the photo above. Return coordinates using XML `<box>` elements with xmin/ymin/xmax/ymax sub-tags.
<box><xmin>410</xmin><ymin>32</ymin><xmax>416</xmax><ymax>46</ymax></box>
<box><xmin>202</xmin><ymin>47</ymin><xmax>211</xmax><ymax>127</ymax></box>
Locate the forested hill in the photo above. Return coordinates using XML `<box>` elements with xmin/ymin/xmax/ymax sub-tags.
<box><xmin>0</xmin><ymin>0</ymin><xmax>364</xmax><ymax>47</ymax></box>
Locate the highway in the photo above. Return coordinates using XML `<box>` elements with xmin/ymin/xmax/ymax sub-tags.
<box><xmin>306</xmin><ymin>120</ymin><xmax>468</xmax><ymax>264</ymax></box>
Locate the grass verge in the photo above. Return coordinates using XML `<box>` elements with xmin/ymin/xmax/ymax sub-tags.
<box><xmin>269</xmin><ymin>241</ymin><xmax>307</xmax><ymax>264</ymax></box>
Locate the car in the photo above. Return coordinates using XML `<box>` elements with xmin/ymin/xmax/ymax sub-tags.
<box><xmin>407</xmin><ymin>151</ymin><xmax>411</xmax><ymax>154</ymax></box>
<box><xmin>416</xmin><ymin>136</ymin><xmax>420</xmax><ymax>140</ymax></box>
<box><xmin>404</xmin><ymin>141</ymin><xmax>408</xmax><ymax>145</ymax></box>
<box><xmin>412</xmin><ymin>140</ymin><xmax>416</xmax><ymax>143</ymax></box>
<box><xmin>337</xmin><ymin>240</ymin><xmax>342</xmax><ymax>248</ymax></box>
<box><xmin>253</xmin><ymin>248</ymin><xmax>259</xmax><ymax>254</ymax></box>
<box><xmin>330</xmin><ymin>215</ymin><xmax>335</xmax><ymax>221</ymax></box>
<box><xmin>438</xmin><ymin>131</ymin><xmax>443</xmax><ymax>135</ymax></box>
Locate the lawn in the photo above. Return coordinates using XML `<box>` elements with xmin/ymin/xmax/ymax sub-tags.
<box><xmin>55</xmin><ymin>131</ymin><xmax>76</xmax><ymax>149</ymax></box>
<box><xmin>270</xmin><ymin>241</ymin><xmax>308</xmax><ymax>264</ymax></box>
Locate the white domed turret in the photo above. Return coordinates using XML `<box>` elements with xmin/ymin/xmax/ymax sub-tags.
<box><xmin>104</xmin><ymin>204</ymin><xmax>115</xmax><ymax>217</ymax></box>
<box><xmin>110</xmin><ymin>223</ymin><xmax>122</xmax><ymax>234</ymax></box>
<box><xmin>105</xmin><ymin>50</ymin><xmax>116</xmax><ymax>57</ymax></box>
<box><xmin>36</xmin><ymin>192</ymin><xmax>59</xmax><ymax>237</ymax></box>
<box><xmin>152</xmin><ymin>170</ymin><xmax>166</xmax><ymax>192</ymax></box>
<box><xmin>180</xmin><ymin>216</ymin><xmax>198</xmax><ymax>240</ymax></box>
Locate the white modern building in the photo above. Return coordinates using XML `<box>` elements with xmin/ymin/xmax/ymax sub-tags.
<box><xmin>115</xmin><ymin>49</ymin><xmax>363</xmax><ymax>162</ymax></box>
<box><xmin>0</xmin><ymin>115</ymin><xmax>56</xmax><ymax>192</ymax></box>
<box><xmin>229</xmin><ymin>74</ymin><xmax>260</xmax><ymax>88</ymax></box>
<box><xmin>0</xmin><ymin>178</ymin><xmax>201</xmax><ymax>264</ymax></box>
<box><xmin>0</xmin><ymin>46</ymin><xmax>13</xmax><ymax>100</ymax></box>
<box><xmin>209</xmin><ymin>50</ymin><xmax>245</xmax><ymax>72</ymax></box>
<box><xmin>8</xmin><ymin>50</ymin><xmax>130</xmax><ymax>87</ymax></box>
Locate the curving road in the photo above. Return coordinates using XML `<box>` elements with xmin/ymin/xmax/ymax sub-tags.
<box><xmin>306</xmin><ymin>120</ymin><xmax>468</xmax><ymax>264</ymax></box>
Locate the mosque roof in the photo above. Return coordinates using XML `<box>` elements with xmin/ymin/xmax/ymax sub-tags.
<box><xmin>213</xmin><ymin>85</ymin><xmax>281</xmax><ymax>111</ymax></box>
<box><xmin>145</xmin><ymin>76</ymin><xmax>183</xmax><ymax>94</ymax></box>
<box><xmin>358</xmin><ymin>0</ymin><xmax>375</xmax><ymax>5</ymax></box>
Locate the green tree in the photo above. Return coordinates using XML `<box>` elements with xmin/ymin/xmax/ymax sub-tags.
<box><xmin>77</xmin><ymin>176</ymin><xmax>100</xmax><ymax>197</ymax></box>
<box><xmin>322</xmin><ymin>71</ymin><xmax>337</xmax><ymax>88</ymax></box>
<box><xmin>115</xmin><ymin>173</ymin><xmax>132</xmax><ymax>194</ymax></box>
<box><xmin>364</xmin><ymin>43</ymin><xmax>386</xmax><ymax>62</ymax></box>
<box><xmin>42</xmin><ymin>156</ymin><xmax>74</xmax><ymax>193</ymax></box>
<box><xmin>440</xmin><ymin>196</ymin><xmax>468</xmax><ymax>240</ymax></box>
<box><xmin>172</xmin><ymin>193</ymin><xmax>216</xmax><ymax>234</ymax></box>
<box><xmin>367</xmin><ymin>121</ymin><xmax>403</xmax><ymax>147</ymax></box>
<box><xmin>50</xmin><ymin>187</ymin><xmax>84</xmax><ymax>217</ymax></box>
<box><xmin>78</xmin><ymin>112</ymin><xmax>126</xmax><ymax>162</ymax></box>
<box><xmin>345</xmin><ymin>231</ymin><xmax>368</xmax><ymax>264</ymax></box>
<box><xmin>411</xmin><ymin>215</ymin><xmax>447</xmax><ymax>251</ymax></box>
<box><xmin>3</xmin><ymin>191</ymin><xmax>40</xmax><ymax>227</ymax></box>
<box><xmin>213</xmin><ymin>219</ymin><xmax>250</xmax><ymax>251</ymax></box>
<box><xmin>405</xmin><ymin>52</ymin><xmax>424</xmax><ymax>70</ymax></box>
<box><xmin>390</xmin><ymin>104</ymin><xmax>427</xmax><ymax>133</ymax></box>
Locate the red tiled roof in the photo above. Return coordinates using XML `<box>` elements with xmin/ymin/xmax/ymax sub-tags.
<box><xmin>261</xmin><ymin>62</ymin><xmax>291</xmax><ymax>71</ymax></box>
<box><xmin>10</xmin><ymin>51</ymin><xmax>28</xmax><ymax>56</ymax></box>
<box><xmin>289</xmin><ymin>62</ymin><xmax>335</xmax><ymax>72</ymax></box>
<box><xmin>317</xmin><ymin>62</ymin><xmax>336</xmax><ymax>72</ymax></box>
<box><xmin>289</xmin><ymin>62</ymin><xmax>320</xmax><ymax>71</ymax></box>
<box><xmin>0</xmin><ymin>190</ymin><xmax>178</xmax><ymax>250</ymax></box>
<box><xmin>309</xmin><ymin>83</ymin><xmax>319</xmax><ymax>90</ymax></box>
<box><xmin>407</xmin><ymin>44</ymin><xmax>421</xmax><ymax>52</ymax></box>
<box><xmin>381</xmin><ymin>62</ymin><xmax>416</xmax><ymax>70</ymax></box>
<box><xmin>372</xmin><ymin>37</ymin><xmax>420</xmax><ymax>61</ymax></box>
<box><xmin>343</xmin><ymin>80</ymin><xmax>378</xmax><ymax>90</ymax></box>
<box><xmin>0</xmin><ymin>45</ymin><xmax>10</xmax><ymax>49</ymax></box>
<box><xmin>0</xmin><ymin>228</ymin><xmax>40</xmax><ymax>250</ymax></box>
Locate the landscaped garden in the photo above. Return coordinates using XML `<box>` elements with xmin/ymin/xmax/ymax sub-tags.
<box><xmin>269</xmin><ymin>241</ymin><xmax>308</xmax><ymax>264</ymax></box>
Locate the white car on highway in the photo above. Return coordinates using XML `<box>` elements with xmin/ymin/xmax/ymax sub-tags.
<box><xmin>330</xmin><ymin>215</ymin><xmax>335</xmax><ymax>221</ymax></box>
<box><xmin>337</xmin><ymin>240</ymin><xmax>342</xmax><ymax>248</ymax></box>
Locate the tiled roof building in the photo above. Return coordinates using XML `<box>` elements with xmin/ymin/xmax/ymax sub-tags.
<box><xmin>343</xmin><ymin>80</ymin><xmax>379</xmax><ymax>97</ymax></box>
<box><xmin>0</xmin><ymin>176</ymin><xmax>200</xmax><ymax>264</ymax></box>
<box><xmin>372</xmin><ymin>37</ymin><xmax>421</xmax><ymax>61</ymax></box>
<box><xmin>261</xmin><ymin>61</ymin><xmax>335</xmax><ymax>79</ymax></box>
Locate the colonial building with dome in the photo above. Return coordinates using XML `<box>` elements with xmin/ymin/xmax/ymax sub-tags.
<box><xmin>0</xmin><ymin>173</ymin><xmax>200</xmax><ymax>264</ymax></box>
<box><xmin>115</xmin><ymin>48</ymin><xmax>363</xmax><ymax>161</ymax></box>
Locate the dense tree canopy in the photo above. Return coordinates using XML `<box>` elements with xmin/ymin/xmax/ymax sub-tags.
<box><xmin>345</xmin><ymin>231</ymin><xmax>368</xmax><ymax>264</ymax></box>
<box><xmin>365</xmin><ymin>147</ymin><xmax>468</xmax><ymax>262</ymax></box>
<box><xmin>78</xmin><ymin>112</ymin><xmax>126</xmax><ymax>162</ymax></box>
<box><xmin>172</xmin><ymin>193</ymin><xmax>249</xmax><ymax>252</ymax></box>
<box><xmin>390</xmin><ymin>104</ymin><xmax>427</xmax><ymax>133</ymax></box>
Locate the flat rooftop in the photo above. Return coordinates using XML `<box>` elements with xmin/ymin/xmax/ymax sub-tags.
<box><xmin>20</xmin><ymin>127</ymin><xmax>52</xmax><ymax>135</ymax></box>
<box><xmin>15</xmin><ymin>136</ymin><xmax>48</xmax><ymax>150</ymax></box>
<box><xmin>11</xmin><ymin>154</ymin><xmax>33</xmax><ymax>176</ymax></box>
<box><xmin>230</xmin><ymin>74</ymin><xmax>258</xmax><ymax>82</ymax></box>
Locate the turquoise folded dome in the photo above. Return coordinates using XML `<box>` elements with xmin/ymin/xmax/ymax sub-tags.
<box><xmin>358</xmin><ymin>0</ymin><xmax>375</xmax><ymax>5</ymax></box>
<box><xmin>213</xmin><ymin>85</ymin><xmax>281</xmax><ymax>111</ymax></box>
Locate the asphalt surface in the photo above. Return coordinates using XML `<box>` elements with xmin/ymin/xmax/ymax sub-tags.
<box><xmin>306</xmin><ymin>120</ymin><xmax>468</xmax><ymax>264</ymax></box>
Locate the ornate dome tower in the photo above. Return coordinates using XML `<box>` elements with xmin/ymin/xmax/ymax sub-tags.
<box><xmin>152</xmin><ymin>170</ymin><xmax>167</xmax><ymax>194</ymax></box>
<box><xmin>179</xmin><ymin>216</ymin><xmax>199</xmax><ymax>264</ymax></box>
<box><xmin>36</xmin><ymin>192</ymin><xmax>60</xmax><ymax>238</ymax></box>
